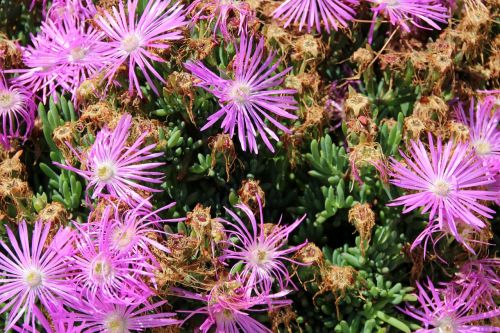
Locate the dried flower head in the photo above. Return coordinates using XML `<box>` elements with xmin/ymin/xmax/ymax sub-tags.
<box><xmin>348</xmin><ymin>203</ymin><xmax>376</xmax><ymax>255</ymax></box>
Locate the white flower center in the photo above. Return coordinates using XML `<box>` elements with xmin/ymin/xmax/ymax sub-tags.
<box><xmin>70</xmin><ymin>46</ymin><xmax>88</xmax><ymax>62</ymax></box>
<box><xmin>112</xmin><ymin>227</ymin><xmax>135</xmax><ymax>251</ymax></box>
<box><xmin>473</xmin><ymin>139</ymin><xmax>491</xmax><ymax>156</ymax></box>
<box><xmin>91</xmin><ymin>257</ymin><xmax>114</xmax><ymax>282</ymax></box>
<box><xmin>435</xmin><ymin>316</ymin><xmax>457</xmax><ymax>333</ymax></box>
<box><xmin>121</xmin><ymin>33</ymin><xmax>141</xmax><ymax>53</ymax></box>
<box><xmin>23</xmin><ymin>268</ymin><xmax>44</xmax><ymax>288</ymax></box>
<box><xmin>431</xmin><ymin>179</ymin><xmax>451</xmax><ymax>197</ymax></box>
<box><xmin>105</xmin><ymin>313</ymin><xmax>129</xmax><ymax>333</ymax></box>
<box><xmin>0</xmin><ymin>90</ymin><xmax>18</xmax><ymax>110</ymax></box>
<box><xmin>250</xmin><ymin>246</ymin><xmax>269</xmax><ymax>267</ymax></box>
<box><xmin>96</xmin><ymin>162</ymin><xmax>116</xmax><ymax>182</ymax></box>
<box><xmin>229</xmin><ymin>81</ymin><xmax>252</xmax><ymax>106</ymax></box>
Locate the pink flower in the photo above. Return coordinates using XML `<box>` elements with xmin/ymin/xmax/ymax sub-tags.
<box><xmin>273</xmin><ymin>0</ymin><xmax>358</xmax><ymax>33</ymax></box>
<box><xmin>0</xmin><ymin>221</ymin><xmax>76</xmax><ymax>331</ymax></box>
<box><xmin>455</xmin><ymin>96</ymin><xmax>499</xmax><ymax>173</ymax></box>
<box><xmin>60</xmin><ymin>293</ymin><xmax>180</xmax><ymax>332</ymax></box>
<box><xmin>0</xmin><ymin>72</ymin><xmax>36</xmax><ymax>148</ymax></box>
<box><xmin>185</xmin><ymin>35</ymin><xmax>298</xmax><ymax>154</ymax></box>
<box><xmin>55</xmin><ymin>114</ymin><xmax>165</xmax><ymax>208</ymax></box>
<box><xmin>220</xmin><ymin>197</ymin><xmax>307</xmax><ymax>292</ymax></box>
<box><xmin>71</xmin><ymin>205</ymin><xmax>157</xmax><ymax>301</ymax></box>
<box><xmin>401</xmin><ymin>278</ymin><xmax>500</xmax><ymax>333</ymax></box>
<box><xmin>369</xmin><ymin>0</ymin><xmax>449</xmax><ymax>32</ymax></box>
<box><xmin>15</xmin><ymin>14</ymin><xmax>108</xmax><ymax>102</ymax></box>
<box><xmin>96</xmin><ymin>0</ymin><xmax>187</xmax><ymax>96</ymax></box>
<box><xmin>175</xmin><ymin>276</ymin><xmax>291</xmax><ymax>333</ymax></box>
<box><xmin>389</xmin><ymin>134</ymin><xmax>496</xmax><ymax>244</ymax></box>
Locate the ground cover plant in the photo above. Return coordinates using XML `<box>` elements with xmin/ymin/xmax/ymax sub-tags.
<box><xmin>0</xmin><ymin>0</ymin><xmax>498</xmax><ymax>332</ymax></box>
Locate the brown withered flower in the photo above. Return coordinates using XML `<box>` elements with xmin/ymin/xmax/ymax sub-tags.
<box><xmin>208</xmin><ymin>134</ymin><xmax>239</xmax><ymax>181</ymax></box>
<box><xmin>348</xmin><ymin>203</ymin><xmax>376</xmax><ymax>256</ymax></box>
<box><xmin>238</xmin><ymin>179</ymin><xmax>265</xmax><ymax>211</ymax></box>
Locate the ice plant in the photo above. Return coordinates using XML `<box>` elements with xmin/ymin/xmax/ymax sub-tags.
<box><xmin>401</xmin><ymin>278</ymin><xmax>500</xmax><ymax>333</ymax></box>
<box><xmin>367</xmin><ymin>0</ymin><xmax>449</xmax><ymax>42</ymax></box>
<box><xmin>389</xmin><ymin>134</ymin><xmax>496</xmax><ymax>242</ymax></box>
<box><xmin>18</xmin><ymin>15</ymin><xmax>108</xmax><ymax>100</ymax></box>
<box><xmin>272</xmin><ymin>0</ymin><xmax>358</xmax><ymax>33</ymax></box>
<box><xmin>47</xmin><ymin>0</ymin><xmax>97</xmax><ymax>22</ymax></box>
<box><xmin>62</xmin><ymin>293</ymin><xmax>180</xmax><ymax>332</ymax></box>
<box><xmin>449</xmin><ymin>258</ymin><xmax>500</xmax><ymax>311</ymax></box>
<box><xmin>175</xmin><ymin>276</ymin><xmax>291</xmax><ymax>333</ymax></box>
<box><xmin>98</xmin><ymin>198</ymin><xmax>183</xmax><ymax>262</ymax></box>
<box><xmin>95</xmin><ymin>0</ymin><xmax>187</xmax><ymax>96</ymax></box>
<box><xmin>71</xmin><ymin>205</ymin><xmax>157</xmax><ymax>301</ymax></box>
<box><xmin>185</xmin><ymin>35</ymin><xmax>298</xmax><ymax>153</ymax></box>
<box><xmin>55</xmin><ymin>113</ymin><xmax>164</xmax><ymax>208</ymax></box>
<box><xmin>220</xmin><ymin>196</ymin><xmax>307</xmax><ymax>291</ymax></box>
<box><xmin>455</xmin><ymin>96</ymin><xmax>499</xmax><ymax>173</ymax></box>
<box><xmin>0</xmin><ymin>73</ymin><xmax>36</xmax><ymax>148</ymax></box>
<box><xmin>0</xmin><ymin>221</ymin><xmax>75</xmax><ymax>331</ymax></box>
<box><xmin>188</xmin><ymin>0</ymin><xmax>255</xmax><ymax>38</ymax></box>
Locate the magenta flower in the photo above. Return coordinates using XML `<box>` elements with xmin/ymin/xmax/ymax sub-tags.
<box><xmin>55</xmin><ymin>113</ymin><xmax>164</xmax><ymax>208</ymax></box>
<box><xmin>71</xmin><ymin>205</ymin><xmax>157</xmax><ymax>301</ymax></box>
<box><xmin>272</xmin><ymin>0</ymin><xmax>358</xmax><ymax>33</ymax></box>
<box><xmin>220</xmin><ymin>197</ymin><xmax>307</xmax><ymax>292</ymax></box>
<box><xmin>0</xmin><ymin>221</ymin><xmax>76</xmax><ymax>331</ymax></box>
<box><xmin>368</xmin><ymin>0</ymin><xmax>449</xmax><ymax>42</ymax></box>
<box><xmin>47</xmin><ymin>0</ymin><xmax>97</xmax><ymax>22</ymax></box>
<box><xmin>175</xmin><ymin>276</ymin><xmax>291</xmax><ymax>333</ymax></box>
<box><xmin>450</xmin><ymin>258</ymin><xmax>500</xmax><ymax>311</ymax></box>
<box><xmin>61</xmin><ymin>293</ymin><xmax>180</xmax><ymax>332</ymax></box>
<box><xmin>15</xmin><ymin>15</ymin><xmax>108</xmax><ymax>102</ymax></box>
<box><xmin>185</xmin><ymin>35</ymin><xmax>298</xmax><ymax>153</ymax></box>
<box><xmin>401</xmin><ymin>278</ymin><xmax>500</xmax><ymax>333</ymax></box>
<box><xmin>389</xmin><ymin>134</ymin><xmax>497</xmax><ymax>242</ymax></box>
<box><xmin>189</xmin><ymin>0</ymin><xmax>254</xmax><ymax>39</ymax></box>
<box><xmin>96</xmin><ymin>0</ymin><xmax>187</xmax><ymax>96</ymax></box>
<box><xmin>455</xmin><ymin>96</ymin><xmax>499</xmax><ymax>173</ymax></box>
<box><xmin>97</xmin><ymin>198</ymin><xmax>183</xmax><ymax>264</ymax></box>
<box><xmin>0</xmin><ymin>73</ymin><xmax>36</xmax><ymax>148</ymax></box>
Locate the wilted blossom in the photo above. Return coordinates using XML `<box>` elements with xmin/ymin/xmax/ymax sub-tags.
<box><xmin>220</xmin><ymin>196</ymin><xmax>307</xmax><ymax>292</ymax></box>
<box><xmin>189</xmin><ymin>0</ymin><xmax>254</xmax><ymax>39</ymax></box>
<box><xmin>175</xmin><ymin>276</ymin><xmax>291</xmax><ymax>333</ymax></box>
<box><xmin>95</xmin><ymin>0</ymin><xmax>187</xmax><ymax>96</ymax></box>
<box><xmin>455</xmin><ymin>96</ymin><xmax>499</xmax><ymax>173</ymax></box>
<box><xmin>0</xmin><ymin>221</ymin><xmax>75</xmax><ymax>331</ymax></box>
<box><xmin>367</xmin><ymin>0</ymin><xmax>449</xmax><ymax>42</ymax></box>
<box><xmin>389</xmin><ymin>134</ymin><xmax>497</xmax><ymax>245</ymax></box>
<box><xmin>401</xmin><ymin>278</ymin><xmax>500</xmax><ymax>333</ymax></box>
<box><xmin>0</xmin><ymin>72</ymin><xmax>36</xmax><ymax>148</ymax></box>
<box><xmin>186</xmin><ymin>35</ymin><xmax>298</xmax><ymax>154</ymax></box>
<box><xmin>273</xmin><ymin>0</ymin><xmax>359</xmax><ymax>33</ymax></box>
<box><xmin>55</xmin><ymin>113</ymin><xmax>165</xmax><ymax>208</ymax></box>
<box><xmin>16</xmin><ymin>14</ymin><xmax>108</xmax><ymax>102</ymax></box>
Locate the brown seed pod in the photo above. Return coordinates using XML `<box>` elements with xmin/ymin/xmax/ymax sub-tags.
<box><xmin>314</xmin><ymin>264</ymin><xmax>357</xmax><ymax>317</ymax></box>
